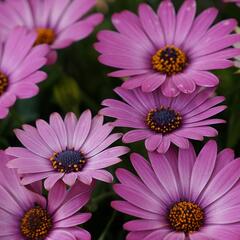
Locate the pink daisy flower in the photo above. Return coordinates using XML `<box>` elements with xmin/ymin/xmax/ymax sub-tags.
<box><xmin>112</xmin><ymin>141</ymin><xmax>240</xmax><ymax>239</ymax></box>
<box><xmin>0</xmin><ymin>27</ymin><xmax>49</xmax><ymax>119</ymax></box>
<box><xmin>0</xmin><ymin>0</ymin><xmax>103</xmax><ymax>64</ymax></box>
<box><xmin>95</xmin><ymin>0</ymin><xmax>240</xmax><ymax>97</ymax></box>
<box><xmin>100</xmin><ymin>87</ymin><xmax>226</xmax><ymax>153</ymax></box>
<box><xmin>6</xmin><ymin>110</ymin><xmax>129</xmax><ymax>189</ymax></box>
<box><xmin>0</xmin><ymin>151</ymin><xmax>93</xmax><ymax>240</ymax></box>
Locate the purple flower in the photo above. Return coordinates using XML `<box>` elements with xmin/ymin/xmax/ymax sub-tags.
<box><xmin>112</xmin><ymin>141</ymin><xmax>240</xmax><ymax>239</ymax></box>
<box><xmin>100</xmin><ymin>87</ymin><xmax>226</xmax><ymax>153</ymax></box>
<box><xmin>0</xmin><ymin>151</ymin><xmax>93</xmax><ymax>240</ymax></box>
<box><xmin>6</xmin><ymin>110</ymin><xmax>129</xmax><ymax>189</ymax></box>
<box><xmin>0</xmin><ymin>0</ymin><xmax>103</xmax><ymax>64</ymax></box>
<box><xmin>0</xmin><ymin>27</ymin><xmax>49</xmax><ymax>119</ymax></box>
<box><xmin>95</xmin><ymin>0</ymin><xmax>240</xmax><ymax>97</ymax></box>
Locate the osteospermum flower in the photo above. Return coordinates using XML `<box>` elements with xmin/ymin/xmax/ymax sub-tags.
<box><xmin>95</xmin><ymin>0</ymin><xmax>240</xmax><ymax>96</ymax></box>
<box><xmin>0</xmin><ymin>0</ymin><xmax>103</xmax><ymax>64</ymax></box>
<box><xmin>112</xmin><ymin>141</ymin><xmax>240</xmax><ymax>239</ymax></box>
<box><xmin>100</xmin><ymin>87</ymin><xmax>226</xmax><ymax>153</ymax></box>
<box><xmin>0</xmin><ymin>27</ymin><xmax>49</xmax><ymax>119</ymax></box>
<box><xmin>0</xmin><ymin>151</ymin><xmax>93</xmax><ymax>240</ymax></box>
<box><xmin>6</xmin><ymin>110</ymin><xmax>129</xmax><ymax>189</ymax></box>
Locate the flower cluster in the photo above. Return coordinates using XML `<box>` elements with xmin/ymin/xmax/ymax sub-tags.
<box><xmin>0</xmin><ymin>0</ymin><xmax>240</xmax><ymax>239</ymax></box>
<box><xmin>0</xmin><ymin>0</ymin><xmax>103</xmax><ymax>119</ymax></box>
<box><xmin>95</xmin><ymin>0</ymin><xmax>240</xmax><ymax>239</ymax></box>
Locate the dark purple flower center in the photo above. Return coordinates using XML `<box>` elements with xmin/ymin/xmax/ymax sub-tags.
<box><xmin>35</xmin><ymin>28</ymin><xmax>55</xmax><ymax>46</ymax></box>
<box><xmin>0</xmin><ymin>71</ymin><xmax>8</xmax><ymax>96</ymax></box>
<box><xmin>152</xmin><ymin>45</ymin><xmax>188</xmax><ymax>75</ymax></box>
<box><xmin>20</xmin><ymin>206</ymin><xmax>52</xmax><ymax>240</ymax></box>
<box><xmin>168</xmin><ymin>201</ymin><xmax>204</xmax><ymax>234</ymax></box>
<box><xmin>50</xmin><ymin>150</ymin><xmax>86</xmax><ymax>173</ymax></box>
<box><xmin>146</xmin><ymin>106</ymin><xmax>182</xmax><ymax>134</ymax></box>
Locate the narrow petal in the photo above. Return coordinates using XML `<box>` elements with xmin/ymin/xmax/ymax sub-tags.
<box><xmin>200</xmin><ymin>158</ymin><xmax>240</xmax><ymax>207</ymax></box>
<box><xmin>190</xmin><ymin>140</ymin><xmax>217</xmax><ymax>201</ymax></box>
<box><xmin>178</xmin><ymin>143</ymin><xmax>196</xmax><ymax>197</ymax></box>
<box><xmin>145</xmin><ymin>135</ymin><xmax>162</xmax><ymax>152</ymax></box>
<box><xmin>49</xmin><ymin>112</ymin><xmax>67</xmax><ymax>150</ymax></box>
<box><xmin>138</xmin><ymin>3</ymin><xmax>165</xmax><ymax>47</ymax></box>
<box><xmin>149</xmin><ymin>152</ymin><xmax>180</xmax><ymax>202</ymax></box>
<box><xmin>36</xmin><ymin>119</ymin><xmax>62</xmax><ymax>153</ymax></box>
<box><xmin>157</xmin><ymin>0</ymin><xmax>176</xmax><ymax>44</ymax></box>
<box><xmin>174</xmin><ymin>0</ymin><xmax>196</xmax><ymax>46</ymax></box>
<box><xmin>72</xmin><ymin>110</ymin><xmax>92</xmax><ymax>150</ymax></box>
<box><xmin>44</xmin><ymin>173</ymin><xmax>64</xmax><ymax>190</ymax></box>
<box><xmin>48</xmin><ymin>181</ymin><xmax>67</xmax><ymax>214</ymax></box>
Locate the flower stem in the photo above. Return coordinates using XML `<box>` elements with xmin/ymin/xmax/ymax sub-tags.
<box><xmin>97</xmin><ymin>211</ymin><xmax>117</xmax><ymax>240</ymax></box>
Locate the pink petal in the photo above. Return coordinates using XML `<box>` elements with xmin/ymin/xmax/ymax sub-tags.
<box><xmin>190</xmin><ymin>140</ymin><xmax>217</xmax><ymax>201</ymax></box>
<box><xmin>157</xmin><ymin>0</ymin><xmax>176</xmax><ymax>44</ymax></box>
<box><xmin>149</xmin><ymin>152</ymin><xmax>180</xmax><ymax>202</ymax></box>
<box><xmin>122</xmin><ymin>130</ymin><xmax>152</xmax><ymax>143</ymax></box>
<box><xmin>178</xmin><ymin>144</ymin><xmax>196</xmax><ymax>197</ymax></box>
<box><xmin>138</xmin><ymin>3</ymin><xmax>165</xmax><ymax>47</ymax></box>
<box><xmin>54</xmin><ymin>213</ymin><xmax>92</xmax><ymax>228</ymax></box>
<box><xmin>145</xmin><ymin>135</ymin><xmax>162</xmax><ymax>152</ymax></box>
<box><xmin>64</xmin><ymin>112</ymin><xmax>77</xmax><ymax>149</ymax></box>
<box><xmin>44</xmin><ymin>173</ymin><xmax>64</xmax><ymax>190</ymax></box>
<box><xmin>72</xmin><ymin>110</ymin><xmax>92</xmax><ymax>150</ymax></box>
<box><xmin>36</xmin><ymin>119</ymin><xmax>62</xmax><ymax>153</ymax></box>
<box><xmin>174</xmin><ymin>0</ymin><xmax>196</xmax><ymax>46</ymax></box>
<box><xmin>49</xmin><ymin>112</ymin><xmax>67</xmax><ymax>150</ymax></box>
<box><xmin>48</xmin><ymin>181</ymin><xmax>67</xmax><ymax>214</ymax></box>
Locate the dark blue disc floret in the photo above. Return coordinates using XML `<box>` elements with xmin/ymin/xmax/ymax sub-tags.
<box><xmin>50</xmin><ymin>150</ymin><xmax>86</xmax><ymax>173</ymax></box>
<box><xmin>146</xmin><ymin>106</ymin><xmax>182</xmax><ymax>134</ymax></box>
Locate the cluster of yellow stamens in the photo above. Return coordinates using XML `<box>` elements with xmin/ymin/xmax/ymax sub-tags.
<box><xmin>146</xmin><ymin>106</ymin><xmax>182</xmax><ymax>134</ymax></box>
<box><xmin>50</xmin><ymin>150</ymin><xmax>86</xmax><ymax>173</ymax></box>
<box><xmin>0</xmin><ymin>72</ymin><xmax>8</xmax><ymax>96</ymax></box>
<box><xmin>35</xmin><ymin>28</ymin><xmax>55</xmax><ymax>46</ymax></box>
<box><xmin>152</xmin><ymin>45</ymin><xmax>188</xmax><ymax>75</ymax></box>
<box><xmin>168</xmin><ymin>201</ymin><xmax>204</xmax><ymax>234</ymax></box>
<box><xmin>20</xmin><ymin>206</ymin><xmax>52</xmax><ymax>240</ymax></box>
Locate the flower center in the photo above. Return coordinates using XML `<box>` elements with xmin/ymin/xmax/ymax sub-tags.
<box><xmin>168</xmin><ymin>201</ymin><xmax>204</xmax><ymax>234</ymax></box>
<box><xmin>34</xmin><ymin>28</ymin><xmax>55</xmax><ymax>46</ymax></box>
<box><xmin>20</xmin><ymin>206</ymin><xmax>52</xmax><ymax>240</ymax></box>
<box><xmin>0</xmin><ymin>71</ymin><xmax>8</xmax><ymax>96</ymax></box>
<box><xmin>50</xmin><ymin>150</ymin><xmax>86</xmax><ymax>173</ymax></box>
<box><xmin>152</xmin><ymin>45</ymin><xmax>188</xmax><ymax>75</ymax></box>
<box><xmin>146</xmin><ymin>106</ymin><xmax>182</xmax><ymax>134</ymax></box>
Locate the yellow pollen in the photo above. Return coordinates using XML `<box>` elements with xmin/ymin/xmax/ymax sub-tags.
<box><xmin>152</xmin><ymin>45</ymin><xmax>188</xmax><ymax>75</ymax></box>
<box><xmin>0</xmin><ymin>71</ymin><xmax>8</xmax><ymax>96</ymax></box>
<box><xmin>146</xmin><ymin>106</ymin><xmax>182</xmax><ymax>134</ymax></box>
<box><xmin>35</xmin><ymin>28</ymin><xmax>55</xmax><ymax>46</ymax></box>
<box><xmin>20</xmin><ymin>206</ymin><xmax>52</xmax><ymax>240</ymax></box>
<box><xmin>168</xmin><ymin>201</ymin><xmax>204</xmax><ymax>234</ymax></box>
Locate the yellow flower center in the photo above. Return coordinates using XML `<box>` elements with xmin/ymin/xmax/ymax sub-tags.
<box><xmin>152</xmin><ymin>45</ymin><xmax>188</xmax><ymax>75</ymax></box>
<box><xmin>168</xmin><ymin>201</ymin><xmax>204</xmax><ymax>233</ymax></box>
<box><xmin>35</xmin><ymin>28</ymin><xmax>55</xmax><ymax>46</ymax></box>
<box><xmin>0</xmin><ymin>71</ymin><xmax>8</xmax><ymax>96</ymax></box>
<box><xmin>20</xmin><ymin>206</ymin><xmax>52</xmax><ymax>240</ymax></box>
<box><xmin>146</xmin><ymin>106</ymin><xmax>182</xmax><ymax>134</ymax></box>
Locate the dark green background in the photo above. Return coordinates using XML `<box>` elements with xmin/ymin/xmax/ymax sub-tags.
<box><xmin>1</xmin><ymin>0</ymin><xmax>240</xmax><ymax>239</ymax></box>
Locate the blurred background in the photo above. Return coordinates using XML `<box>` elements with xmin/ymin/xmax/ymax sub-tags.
<box><xmin>1</xmin><ymin>0</ymin><xmax>240</xmax><ymax>239</ymax></box>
